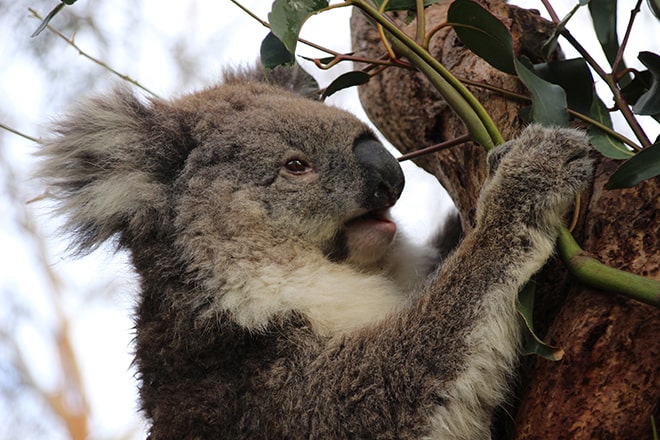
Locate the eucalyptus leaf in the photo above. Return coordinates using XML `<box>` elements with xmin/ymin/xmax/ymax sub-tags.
<box><xmin>518</xmin><ymin>281</ymin><xmax>565</xmax><ymax>361</ymax></box>
<box><xmin>649</xmin><ymin>0</ymin><xmax>660</xmax><ymax>18</ymax></box>
<box><xmin>606</xmin><ymin>141</ymin><xmax>660</xmax><ymax>189</ymax></box>
<box><xmin>621</xmin><ymin>70</ymin><xmax>653</xmax><ymax>105</ymax></box>
<box><xmin>260</xmin><ymin>32</ymin><xmax>295</xmax><ymax>70</ymax></box>
<box><xmin>321</xmin><ymin>71</ymin><xmax>370</xmax><ymax>99</ymax></box>
<box><xmin>533</xmin><ymin>58</ymin><xmax>593</xmax><ymax>115</ymax></box>
<box><xmin>269</xmin><ymin>0</ymin><xmax>328</xmax><ymax>54</ymax></box>
<box><xmin>31</xmin><ymin>2</ymin><xmax>65</xmax><ymax>38</ymax></box>
<box><xmin>588</xmin><ymin>0</ymin><xmax>628</xmax><ymax>80</ymax></box>
<box><xmin>515</xmin><ymin>58</ymin><xmax>569</xmax><ymax>126</ymax></box>
<box><xmin>632</xmin><ymin>52</ymin><xmax>660</xmax><ymax>116</ymax></box>
<box><xmin>447</xmin><ymin>0</ymin><xmax>515</xmax><ymax>74</ymax></box>
<box><xmin>588</xmin><ymin>95</ymin><xmax>634</xmax><ymax>159</ymax></box>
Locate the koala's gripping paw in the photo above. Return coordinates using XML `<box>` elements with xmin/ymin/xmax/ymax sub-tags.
<box><xmin>478</xmin><ymin>124</ymin><xmax>594</xmax><ymax>230</ymax></box>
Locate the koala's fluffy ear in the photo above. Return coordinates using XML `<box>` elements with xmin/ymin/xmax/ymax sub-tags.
<box><xmin>36</xmin><ymin>88</ymin><xmax>188</xmax><ymax>253</ymax></box>
<box><xmin>223</xmin><ymin>63</ymin><xmax>320</xmax><ymax>99</ymax></box>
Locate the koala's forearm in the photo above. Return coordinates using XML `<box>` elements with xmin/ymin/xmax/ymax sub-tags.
<box><xmin>290</xmin><ymin>224</ymin><xmax>555</xmax><ymax>438</ymax></box>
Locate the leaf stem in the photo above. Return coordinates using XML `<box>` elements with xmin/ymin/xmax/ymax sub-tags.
<box><xmin>423</xmin><ymin>21</ymin><xmax>450</xmax><ymax>49</ymax></box>
<box><xmin>557</xmin><ymin>226</ymin><xmax>660</xmax><ymax>308</ymax></box>
<box><xmin>415</xmin><ymin>0</ymin><xmax>426</xmax><ymax>45</ymax></box>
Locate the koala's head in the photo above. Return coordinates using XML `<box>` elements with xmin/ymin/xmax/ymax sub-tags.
<box><xmin>37</xmin><ymin>66</ymin><xmax>405</xmax><ymax>276</ymax></box>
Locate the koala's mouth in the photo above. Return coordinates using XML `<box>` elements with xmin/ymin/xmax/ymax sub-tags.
<box><xmin>345</xmin><ymin>209</ymin><xmax>396</xmax><ymax>231</ymax></box>
<box><xmin>342</xmin><ymin>209</ymin><xmax>397</xmax><ymax>266</ymax></box>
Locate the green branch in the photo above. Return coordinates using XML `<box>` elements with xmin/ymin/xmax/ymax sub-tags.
<box><xmin>557</xmin><ymin>226</ymin><xmax>660</xmax><ymax>307</ymax></box>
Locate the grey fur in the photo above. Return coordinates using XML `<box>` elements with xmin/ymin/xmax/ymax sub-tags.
<box><xmin>37</xmin><ymin>66</ymin><xmax>593</xmax><ymax>439</ymax></box>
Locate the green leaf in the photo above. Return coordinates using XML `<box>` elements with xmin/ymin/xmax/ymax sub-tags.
<box><xmin>606</xmin><ymin>141</ymin><xmax>660</xmax><ymax>189</ymax></box>
<box><xmin>514</xmin><ymin>58</ymin><xmax>569</xmax><ymax>126</ymax></box>
<box><xmin>588</xmin><ymin>0</ymin><xmax>628</xmax><ymax>77</ymax></box>
<box><xmin>518</xmin><ymin>281</ymin><xmax>565</xmax><ymax>361</ymax></box>
<box><xmin>321</xmin><ymin>71</ymin><xmax>370</xmax><ymax>99</ymax></box>
<box><xmin>31</xmin><ymin>2</ymin><xmax>65</xmax><ymax>38</ymax></box>
<box><xmin>621</xmin><ymin>70</ymin><xmax>653</xmax><ymax>104</ymax></box>
<box><xmin>533</xmin><ymin>58</ymin><xmax>594</xmax><ymax>115</ymax></box>
<box><xmin>260</xmin><ymin>32</ymin><xmax>295</xmax><ymax>70</ymax></box>
<box><xmin>268</xmin><ymin>0</ymin><xmax>328</xmax><ymax>54</ymax></box>
<box><xmin>632</xmin><ymin>52</ymin><xmax>660</xmax><ymax>116</ymax></box>
<box><xmin>649</xmin><ymin>0</ymin><xmax>660</xmax><ymax>18</ymax></box>
<box><xmin>372</xmin><ymin>0</ymin><xmax>440</xmax><ymax>11</ymax></box>
<box><xmin>588</xmin><ymin>95</ymin><xmax>634</xmax><ymax>159</ymax></box>
<box><xmin>447</xmin><ymin>0</ymin><xmax>515</xmax><ymax>74</ymax></box>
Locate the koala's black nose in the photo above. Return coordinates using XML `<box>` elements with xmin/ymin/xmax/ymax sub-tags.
<box><xmin>354</xmin><ymin>139</ymin><xmax>405</xmax><ymax>210</ymax></box>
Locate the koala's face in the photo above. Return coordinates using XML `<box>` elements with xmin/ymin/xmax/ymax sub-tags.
<box><xmin>171</xmin><ymin>82</ymin><xmax>405</xmax><ymax>264</ymax></box>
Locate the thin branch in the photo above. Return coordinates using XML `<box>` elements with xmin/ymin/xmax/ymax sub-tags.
<box><xmin>560</xmin><ymin>29</ymin><xmax>652</xmax><ymax>148</ymax></box>
<box><xmin>28</xmin><ymin>8</ymin><xmax>159</xmax><ymax>98</ymax></box>
<box><xmin>612</xmin><ymin>0</ymin><xmax>643</xmax><ymax>82</ymax></box>
<box><xmin>227</xmin><ymin>0</ymin><xmax>352</xmax><ymax>59</ymax></box>
<box><xmin>397</xmin><ymin>134</ymin><xmax>472</xmax><ymax>161</ymax></box>
<box><xmin>0</xmin><ymin>122</ymin><xmax>40</xmax><ymax>143</ymax></box>
<box><xmin>228</xmin><ymin>0</ymin><xmax>269</xmax><ymax>27</ymax></box>
<box><xmin>539</xmin><ymin>0</ymin><xmax>561</xmax><ymax>24</ymax></box>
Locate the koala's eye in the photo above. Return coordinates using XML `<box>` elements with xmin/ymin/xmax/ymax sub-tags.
<box><xmin>284</xmin><ymin>158</ymin><xmax>312</xmax><ymax>174</ymax></box>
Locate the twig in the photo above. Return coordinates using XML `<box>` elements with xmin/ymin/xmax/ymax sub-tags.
<box><xmin>398</xmin><ymin>134</ymin><xmax>472</xmax><ymax>161</ymax></box>
<box><xmin>539</xmin><ymin>0</ymin><xmax>561</xmax><ymax>24</ymax></box>
<box><xmin>612</xmin><ymin>0</ymin><xmax>643</xmax><ymax>82</ymax></box>
<box><xmin>560</xmin><ymin>29</ymin><xmax>652</xmax><ymax>148</ymax></box>
<box><xmin>28</xmin><ymin>8</ymin><xmax>159</xmax><ymax>98</ymax></box>
<box><xmin>228</xmin><ymin>0</ymin><xmax>357</xmax><ymax>59</ymax></box>
<box><xmin>0</xmin><ymin>122</ymin><xmax>40</xmax><ymax>143</ymax></box>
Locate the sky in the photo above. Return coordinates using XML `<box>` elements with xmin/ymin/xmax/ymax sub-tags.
<box><xmin>0</xmin><ymin>1</ymin><xmax>658</xmax><ymax>438</ymax></box>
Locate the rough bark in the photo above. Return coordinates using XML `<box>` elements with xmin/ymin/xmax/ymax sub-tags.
<box><xmin>351</xmin><ymin>1</ymin><xmax>660</xmax><ymax>438</ymax></box>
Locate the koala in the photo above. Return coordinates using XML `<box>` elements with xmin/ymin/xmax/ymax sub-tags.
<box><xmin>37</xmin><ymin>65</ymin><xmax>593</xmax><ymax>439</ymax></box>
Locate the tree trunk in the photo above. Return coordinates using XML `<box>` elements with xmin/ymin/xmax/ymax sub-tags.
<box><xmin>351</xmin><ymin>2</ymin><xmax>660</xmax><ymax>438</ymax></box>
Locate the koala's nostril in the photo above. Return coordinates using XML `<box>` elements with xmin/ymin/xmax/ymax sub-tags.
<box><xmin>354</xmin><ymin>138</ymin><xmax>405</xmax><ymax>210</ymax></box>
